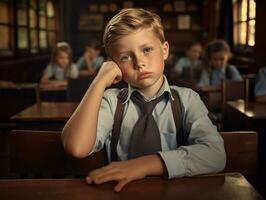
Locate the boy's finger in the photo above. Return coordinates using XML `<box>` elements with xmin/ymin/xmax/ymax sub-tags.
<box><xmin>114</xmin><ymin>179</ymin><xmax>130</xmax><ymax>192</ymax></box>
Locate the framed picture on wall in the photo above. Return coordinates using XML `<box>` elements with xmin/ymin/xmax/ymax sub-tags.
<box><xmin>78</xmin><ymin>14</ymin><xmax>103</xmax><ymax>31</ymax></box>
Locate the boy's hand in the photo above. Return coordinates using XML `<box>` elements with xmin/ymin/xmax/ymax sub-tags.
<box><xmin>86</xmin><ymin>159</ymin><xmax>146</xmax><ymax>192</ymax></box>
<box><xmin>94</xmin><ymin>61</ymin><xmax>122</xmax><ymax>88</ymax></box>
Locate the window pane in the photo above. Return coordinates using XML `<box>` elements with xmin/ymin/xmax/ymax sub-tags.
<box><xmin>17</xmin><ymin>0</ymin><xmax>27</xmax><ymax>8</ymax></box>
<box><xmin>39</xmin><ymin>15</ymin><xmax>47</xmax><ymax>29</ymax></box>
<box><xmin>39</xmin><ymin>30</ymin><xmax>47</xmax><ymax>48</ymax></box>
<box><xmin>249</xmin><ymin>0</ymin><xmax>256</xmax><ymax>19</ymax></box>
<box><xmin>0</xmin><ymin>2</ymin><xmax>9</xmax><ymax>23</ymax></box>
<box><xmin>30</xmin><ymin>0</ymin><xmax>37</xmax><ymax>9</ymax></box>
<box><xmin>240</xmin><ymin>22</ymin><xmax>247</xmax><ymax>44</ymax></box>
<box><xmin>248</xmin><ymin>20</ymin><xmax>255</xmax><ymax>46</ymax></box>
<box><xmin>241</xmin><ymin>0</ymin><xmax>247</xmax><ymax>21</ymax></box>
<box><xmin>47</xmin><ymin>18</ymin><xmax>55</xmax><ymax>30</ymax></box>
<box><xmin>39</xmin><ymin>0</ymin><xmax>46</xmax><ymax>15</ymax></box>
<box><xmin>234</xmin><ymin>23</ymin><xmax>239</xmax><ymax>45</ymax></box>
<box><xmin>48</xmin><ymin>31</ymin><xmax>56</xmax><ymax>47</ymax></box>
<box><xmin>18</xmin><ymin>28</ymin><xmax>28</xmax><ymax>48</ymax></box>
<box><xmin>29</xmin><ymin>8</ymin><xmax>37</xmax><ymax>28</ymax></box>
<box><xmin>47</xmin><ymin>1</ymin><xmax>55</xmax><ymax>17</ymax></box>
<box><xmin>0</xmin><ymin>25</ymin><xmax>9</xmax><ymax>49</ymax></box>
<box><xmin>17</xmin><ymin>8</ymin><xmax>27</xmax><ymax>26</ymax></box>
<box><xmin>30</xmin><ymin>29</ymin><xmax>38</xmax><ymax>53</ymax></box>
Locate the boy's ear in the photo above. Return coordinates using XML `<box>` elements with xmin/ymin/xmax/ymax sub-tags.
<box><xmin>162</xmin><ymin>41</ymin><xmax>169</xmax><ymax>60</ymax></box>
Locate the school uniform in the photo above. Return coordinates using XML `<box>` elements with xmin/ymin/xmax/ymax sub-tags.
<box><xmin>44</xmin><ymin>63</ymin><xmax>79</xmax><ymax>80</ymax></box>
<box><xmin>198</xmin><ymin>65</ymin><xmax>242</xmax><ymax>87</ymax></box>
<box><xmin>89</xmin><ymin>76</ymin><xmax>226</xmax><ymax>178</ymax></box>
<box><xmin>174</xmin><ymin>57</ymin><xmax>201</xmax><ymax>74</ymax></box>
<box><xmin>255</xmin><ymin>67</ymin><xmax>266</xmax><ymax>96</ymax></box>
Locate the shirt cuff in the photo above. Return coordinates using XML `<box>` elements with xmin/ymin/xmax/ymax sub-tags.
<box><xmin>158</xmin><ymin>150</ymin><xmax>186</xmax><ymax>179</ymax></box>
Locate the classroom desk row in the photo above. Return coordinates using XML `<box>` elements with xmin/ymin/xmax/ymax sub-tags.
<box><xmin>10</xmin><ymin>102</ymin><xmax>78</xmax><ymax>130</ymax></box>
<box><xmin>0</xmin><ymin>173</ymin><xmax>263</xmax><ymax>200</ymax></box>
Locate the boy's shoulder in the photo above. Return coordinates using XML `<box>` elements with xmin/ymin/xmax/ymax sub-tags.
<box><xmin>170</xmin><ymin>85</ymin><xmax>199</xmax><ymax>99</ymax></box>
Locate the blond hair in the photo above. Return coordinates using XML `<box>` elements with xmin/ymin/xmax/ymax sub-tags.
<box><xmin>103</xmin><ymin>8</ymin><xmax>165</xmax><ymax>55</ymax></box>
<box><xmin>51</xmin><ymin>41</ymin><xmax>73</xmax><ymax>68</ymax></box>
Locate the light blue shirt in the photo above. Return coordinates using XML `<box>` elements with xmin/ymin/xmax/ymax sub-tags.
<box><xmin>174</xmin><ymin>57</ymin><xmax>201</xmax><ymax>74</ymax></box>
<box><xmin>90</xmin><ymin>76</ymin><xmax>226</xmax><ymax>178</ymax></box>
<box><xmin>45</xmin><ymin>63</ymin><xmax>78</xmax><ymax>80</ymax></box>
<box><xmin>198</xmin><ymin>65</ymin><xmax>242</xmax><ymax>86</ymax></box>
<box><xmin>76</xmin><ymin>56</ymin><xmax>104</xmax><ymax>70</ymax></box>
<box><xmin>255</xmin><ymin>67</ymin><xmax>266</xmax><ymax>96</ymax></box>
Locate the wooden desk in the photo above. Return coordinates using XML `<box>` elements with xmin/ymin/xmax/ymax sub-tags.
<box><xmin>0</xmin><ymin>83</ymin><xmax>39</xmax><ymax>121</ymax></box>
<box><xmin>224</xmin><ymin>100</ymin><xmax>266</xmax><ymax>196</ymax></box>
<box><xmin>226</xmin><ymin>100</ymin><xmax>266</xmax><ymax>119</ymax></box>
<box><xmin>10</xmin><ymin>102</ymin><xmax>78</xmax><ymax>130</ymax></box>
<box><xmin>39</xmin><ymin>85</ymin><xmax>67</xmax><ymax>102</ymax></box>
<box><xmin>0</xmin><ymin>173</ymin><xmax>262</xmax><ymax>200</ymax></box>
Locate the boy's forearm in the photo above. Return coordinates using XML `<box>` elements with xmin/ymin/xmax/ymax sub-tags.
<box><xmin>62</xmin><ymin>79</ymin><xmax>106</xmax><ymax>158</ymax></box>
<box><xmin>135</xmin><ymin>154</ymin><xmax>166</xmax><ymax>177</ymax></box>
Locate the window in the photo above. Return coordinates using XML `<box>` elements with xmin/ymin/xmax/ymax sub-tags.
<box><xmin>233</xmin><ymin>0</ymin><xmax>256</xmax><ymax>50</ymax></box>
<box><xmin>0</xmin><ymin>0</ymin><xmax>58</xmax><ymax>57</ymax></box>
<box><xmin>0</xmin><ymin>0</ymin><xmax>13</xmax><ymax>55</ymax></box>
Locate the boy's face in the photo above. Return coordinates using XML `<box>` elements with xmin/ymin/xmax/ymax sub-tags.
<box><xmin>186</xmin><ymin>44</ymin><xmax>202</xmax><ymax>62</ymax></box>
<box><xmin>211</xmin><ymin>51</ymin><xmax>229</xmax><ymax>70</ymax></box>
<box><xmin>110</xmin><ymin>28</ymin><xmax>169</xmax><ymax>90</ymax></box>
<box><xmin>56</xmin><ymin>52</ymin><xmax>70</xmax><ymax>69</ymax></box>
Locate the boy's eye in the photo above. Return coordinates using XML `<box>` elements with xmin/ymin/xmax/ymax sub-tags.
<box><xmin>120</xmin><ymin>55</ymin><xmax>132</xmax><ymax>62</ymax></box>
<box><xmin>143</xmin><ymin>47</ymin><xmax>153</xmax><ymax>54</ymax></box>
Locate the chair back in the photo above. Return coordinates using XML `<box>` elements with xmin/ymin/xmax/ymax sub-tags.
<box><xmin>10</xmin><ymin>130</ymin><xmax>105</xmax><ymax>176</ymax></box>
<box><xmin>221</xmin><ymin>131</ymin><xmax>257</xmax><ymax>175</ymax></box>
<box><xmin>67</xmin><ymin>76</ymin><xmax>94</xmax><ymax>102</ymax></box>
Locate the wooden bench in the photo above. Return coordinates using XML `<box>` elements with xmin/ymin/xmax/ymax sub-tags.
<box><xmin>10</xmin><ymin>130</ymin><xmax>105</xmax><ymax>177</ymax></box>
<box><xmin>9</xmin><ymin>130</ymin><xmax>257</xmax><ymax>177</ymax></box>
<box><xmin>221</xmin><ymin>131</ymin><xmax>258</xmax><ymax>175</ymax></box>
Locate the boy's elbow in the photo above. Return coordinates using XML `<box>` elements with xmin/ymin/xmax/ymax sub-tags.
<box><xmin>63</xmin><ymin>143</ymin><xmax>89</xmax><ymax>159</ymax></box>
<box><xmin>61</xmin><ymin>130</ymin><xmax>89</xmax><ymax>159</ymax></box>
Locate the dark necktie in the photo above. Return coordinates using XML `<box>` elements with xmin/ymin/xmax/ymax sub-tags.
<box><xmin>128</xmin><ymin>91</ymin><xmax>166</xmax><ymax>159</ymax></box>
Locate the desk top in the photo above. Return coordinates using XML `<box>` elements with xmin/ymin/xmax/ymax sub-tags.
<box><xmin>227</xmin><ymin>100</ymin><xmax>266</xmax><ymax>119</ymax></box>
<box><xmin>197</xmin><ymin>85</ymin><xmax>221</xmax><ymax>93</ymax></box>
<box><xmin>10</xmin><ymin>102</ymin><xmax>78</xmax><ymax>121</ymax></box>
<box><xmin>0</xmin><ymin>173</ymin><xmax>262</xmax><ymax>200</ymax></box>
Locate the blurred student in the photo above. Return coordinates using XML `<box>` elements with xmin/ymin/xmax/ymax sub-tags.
<box><xmin>174</xmin><ymin>41</ymin><xmax>202</xmax><ymax>76</ymax></box>
<box><xmin>254</xmin><ymin>67</ymin><xmax>266</xmax><ymax>103</ymax></box>
<box><xmin>198</xmin><ymin>39</ymin><xmax>242</xmax><ymax>87</ymax></box>
<box><xmin>76</xmin><ymin>41</ymin><xmax>104</xmax><ymax>76</ymax></box>
<box><xmin>40</xmin><ymin>42</ymin><xmax>78</xmax><ymax>88</ymax></box>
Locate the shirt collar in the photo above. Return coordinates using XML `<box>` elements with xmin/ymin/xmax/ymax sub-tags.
<box><xmin>123</xmin><ymin>75</ymin><xmax>173</xmax><ymax>103</ymax></box>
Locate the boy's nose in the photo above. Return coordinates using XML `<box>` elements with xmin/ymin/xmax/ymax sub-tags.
<box><xmin>134</xmin><ymin>55</ymin><xmax>146</xmax><ymax>70</ymax></box>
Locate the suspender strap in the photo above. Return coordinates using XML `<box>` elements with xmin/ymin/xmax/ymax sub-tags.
<box><xmin>110</xmin><ymin>88</ymin><xmax>185</xmax><ymax>162</ymax></box>
<box><xmin>110</xmin><ymin>89</ymin><xmax>128</xmax><ymax>161</ymax></box>
<box><xmin>170</xmin><ymin>89</ymin><xmax>186</xmax><ymax>146</ymax></box>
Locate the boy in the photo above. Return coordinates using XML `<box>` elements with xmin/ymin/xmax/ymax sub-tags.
<box><xmin>76</xmin><ymin>41</ymin><xmax>104</xmax><ymax>76</ymax></box>
<box><xmin>62</xmin><ymin>8</ymin><xmax>226</xmax><ymax>192</ymax></box>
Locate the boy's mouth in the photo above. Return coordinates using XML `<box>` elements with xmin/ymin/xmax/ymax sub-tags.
<box><xmin>138</xmin><ymin>72</ymin><xmax>152</xmax><ymax>80</ymax></box>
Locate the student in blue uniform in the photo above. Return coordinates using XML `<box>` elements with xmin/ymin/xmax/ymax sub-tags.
<box><xmin>198</xmin><ymin>39</ymin><xmax>242</xmax><ymax>87</ymax></box>
<box><xmin>76</xmin><ymin>41</ymin><xmax>104</xmax><ymax>76</ymax></box>
<box><xmin>174</xmin><ymin>41</ymin><xmax>202</xmax><ymax>76</ymax></box>
<box><xmin>40</xmin><ymin>42</ymin><xmax>78</xmax><ymax>88</ymax></box>
<box><xmin>62</xmin><ymin>8</ymin><xmax>226</xmax><ymax>192</ymax></box>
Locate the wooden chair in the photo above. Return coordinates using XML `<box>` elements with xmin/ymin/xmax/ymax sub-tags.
<box><xmin>66</xmin><ymin>76</ymin><xmax>94</xmax><ymax>102</ymax></box>
<box><xmin>221</xmin><ymin>131</ymin><xmax>258</xmax><ymax>175</ymax></box>
<box><xmin>10</xmin><ymin>130</ymin><xmax>105</xmax><ymax>177</ymax></box>
<box><xmin>221</xmin><ymin>79</ymin><xmax>248</xmax><ymax>113</ymax></box>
